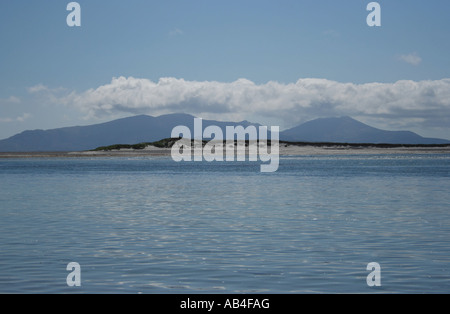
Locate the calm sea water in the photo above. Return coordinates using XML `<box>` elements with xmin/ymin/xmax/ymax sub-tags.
<box><xmin>0</xmin><ymin>154</ymin><xmax>449</xmax><ymax>294</ymax></box>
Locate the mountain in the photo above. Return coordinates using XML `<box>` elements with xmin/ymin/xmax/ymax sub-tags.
<box><xmin>280</xmin><ymin>116</ymin><xmax>450</xmax><ymax>144</ymax></box>
<box><xmin>0</xmin><ymin>114</ymin><xmax>260</xmax><ymax>152</ymax></box>
<box><xmin>0</xmin><ymin>114</ymin><xmax>448</xmax><ymax>152</ymax></box>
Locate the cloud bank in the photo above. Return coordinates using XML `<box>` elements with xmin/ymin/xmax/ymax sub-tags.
<box><xmin>49</xmin><ymin>76</ymin><xmax>450</xmax><ymax>130</ymax></box>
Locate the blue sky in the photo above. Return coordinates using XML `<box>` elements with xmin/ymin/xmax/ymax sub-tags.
<box><xmin>1</xmin><ymin>0</ymin><xmax>450</xmax><ymax>140</ymax></box>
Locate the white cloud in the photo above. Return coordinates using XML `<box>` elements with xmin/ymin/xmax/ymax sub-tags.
<box><xmin>322</xmin><ymin>29</ymin><xmax>340</xmax><ymax>38</ymax></box>
<box><xmin>28</xmin><ymin>84</ymin><xmax>68</xmax><ymax>94</ymax></box>
<box><xmin>27</xmin><ymin>84</ymin><xmax>69</xmax><ymax>105</ymax></box>
<box><xmin>47</xmin><ymin>76</ymin><xmax>450</xmax><ymax>131</ymax></box>
<box><xmin>0</xmin><ymin>96</ymin><xmax>21</xmax><ymax>104</ymax></box>
<box><xmin>17</xmin><ymin>113</ymin><xmax>31</xmax><ymax>122</ymax></box>
<box><xmin>169</xmin><ymin>28</ymin><xmax>183</xmax><ymax>37</ymax></box>
<box><xmin>0</xmin><ymin>113</ymin><xmax>31</xmax><ymax>123</ymax></box>
<box><xmin>28</xmin><ymin>84</ymin><xmax>51</xmax><ymax>93</ymax></box>
<box><xmin>0</xmin><ymin>117</ymin><xmax>13</xmax><ymax>123</ymax></box>
<box><xmin>399</xmin><ymin>53</ymin><xmax>422</xmax><ymax>66</ymax></box>
<box><xmin>7</xmin><ymin>96</ymin><xmax>21</xmax><ymax>104</ymax></box>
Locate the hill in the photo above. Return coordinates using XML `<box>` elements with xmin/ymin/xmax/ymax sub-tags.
<box><xmin>280</xmin><ymin>116</ymin><xmax>449</xmax><ymax>144</ymax></box>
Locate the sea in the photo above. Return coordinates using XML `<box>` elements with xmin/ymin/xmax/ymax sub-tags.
<box><xmin>0</xmin><ymin>154</ymin><xmax>449</xmax><ymax>294</ymax></box>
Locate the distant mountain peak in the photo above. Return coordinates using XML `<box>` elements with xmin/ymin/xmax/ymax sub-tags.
<box><xmin>157</xmin><ymin>113</ymin><xmax>196</xmax><ymax>118</ymax></box>
<box><xmin>0</xmin><ymin>113</ymin><xmax>261</xmax><ymax>152</ymax></box>
<box><xmin>280</xmin><ymin>116</ymin><xmax>450</xmax><ymax>144</ymax></box>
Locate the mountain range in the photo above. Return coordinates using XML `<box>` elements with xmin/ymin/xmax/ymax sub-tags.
<box><xmin>0</xmin><ymin>114</ymin><xmax>448</xmax><ymax>152</ymax></box>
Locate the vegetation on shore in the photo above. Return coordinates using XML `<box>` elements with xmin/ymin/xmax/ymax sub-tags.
<box><xmin>92</xmin><ymin>138</ymin><xmax>180</xmax><ymax>151</ymax></box>
<box><xmin>92</xmin><ymin>138</ymin><xmax>450</xmax><ymax>151</ymax></box>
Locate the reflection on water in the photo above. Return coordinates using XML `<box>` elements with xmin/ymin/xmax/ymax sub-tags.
<box><xmin>0</xmin><ymin>155</ymin><xmax>449</xmax><ymax>293</ymax></box>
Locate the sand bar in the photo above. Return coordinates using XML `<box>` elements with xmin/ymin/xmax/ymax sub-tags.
<box><xmin>1</xmin><ymin>143</ymin><xmax>449</xmax><ymax>158</ymax></box>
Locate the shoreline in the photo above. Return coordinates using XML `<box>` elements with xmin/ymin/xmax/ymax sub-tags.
<box><xmin>1</xmin><ymin>144</ymin><xmax>450</xmax><ymax>158</ymax></box>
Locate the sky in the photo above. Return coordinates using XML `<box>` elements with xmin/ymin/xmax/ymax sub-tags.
<box><xmin>1</xmin><ymin>0</ymin><xmax>450</xmax><ymax>140</ymax></box>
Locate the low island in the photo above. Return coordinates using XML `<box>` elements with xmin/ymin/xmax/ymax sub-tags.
<box><xmin>0</xmin><ymin>138</ymin><xmax>449</xmax><ymax>158</ymax></box>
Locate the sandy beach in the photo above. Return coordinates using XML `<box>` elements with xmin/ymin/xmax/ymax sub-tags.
<box><xmin>1</xmin><ymin>142</ymin><xmax>449</xmax><ymax>158</ymax></box>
